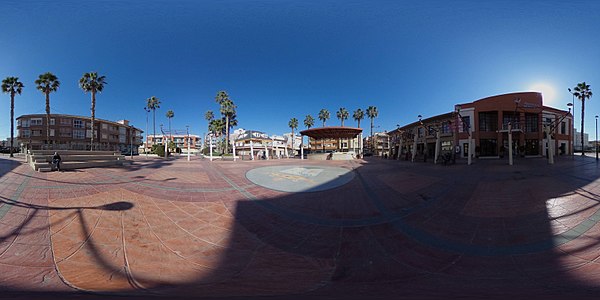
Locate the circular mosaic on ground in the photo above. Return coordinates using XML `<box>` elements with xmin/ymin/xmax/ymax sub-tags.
<box><xmin>246</xmin><ymin>165</ymin><xmax>355</xmax><ymax>192</ymax></box>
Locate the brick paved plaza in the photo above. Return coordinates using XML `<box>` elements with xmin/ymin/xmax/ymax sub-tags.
<box><xmin>1</xmin><ymin>154</ymin><xmax>600</xmax><ymax>299</ymax></box>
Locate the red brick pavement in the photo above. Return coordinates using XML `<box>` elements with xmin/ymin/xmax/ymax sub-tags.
<box><xmin>0</xmin><ymin>155</ymin><xmax>600</xmax><ymax>299</ymax></box>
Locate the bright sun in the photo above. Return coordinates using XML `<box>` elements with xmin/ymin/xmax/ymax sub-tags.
<box><xmin>529</xmin><ymin>83</ymin><xmax>557</xmax><ymax>105</ymax></box>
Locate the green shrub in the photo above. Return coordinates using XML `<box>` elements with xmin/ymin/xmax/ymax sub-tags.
<box><xmin>152</xmin><ymin>144</ymin><xmax>165</xmax><ymax>157</ymax></box>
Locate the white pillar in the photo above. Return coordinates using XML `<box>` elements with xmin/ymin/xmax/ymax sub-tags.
<box><xmin>301</xmin><ymin>135</ymin><xmax>304</xmax><ymax>160</ymax></box>
<box><xmin>264</xmin><ymin>143</ymin><xmax>269</xmax><ymax>160</ymax></box>
<box><xmin>547</xmin><ymin>126</ymin><xmax>554</xmax><ymax>164</ymax></box>
<box><xmin>434</xmin><ymin>130</ymin><xmax>441</xmax><ymax>164</ymax></box>
<box><xmin>397</xmin><ymin>138</ymin><xmax>403</xmax><ymax>160</ymax></box>
<box><xmin>187</xmin><ymin>136</ymin><xmax>191</xmax><ymax>161</ymax></box>
<box><xmin>411</xmin><ymin>133</ymin><xmax>417</xmax><ymax>162</ymax></box>
<box><xmin>508</xmin><ymin>122</ymin><xmax>513</xmax><ymax>166</ymax></box>
<box><xmin>233</xmin><ymin>142</ymin><xmax>237</xmax><ymax>161</ymax></box>
<box><xmin>285</xmin><ymin>144</ymin><xmax>289</xmax><ymax>158</ymax></box>
<box><xmin>209</xmin><ymin>136</ymin><xmax>213</xmax><ymax>161</ymax></box>
<box><xmin>250</xmin><ymin>140</ymin><xmax>254</xmax><ymax>160</ymax></box>
<box><xmin>164</xmin><ymin>138</ymin><xmax>168</xmax><ymax>158</ymax></box>
<box><xmin>468</xmin><ymin>128</ymin><xmax>472</xmax><ymax>166</ymax></box>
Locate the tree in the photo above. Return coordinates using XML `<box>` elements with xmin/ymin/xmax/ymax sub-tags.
<box><xmin>573</xmin><ymin>82</ymin><xmax>593</xmax><ymax>155</ymax></box>
<box><xmin>2</xmin><ymin>77</ymin><xmax>24</xmax><ymax>157</ymax></box>
<box><xmin>304</xmin><ymin>115</ymin><xmax>315</xmax><ymax>129</ymax></box>
<box><xmin>35</xmin><ymin>72</ymin><xmax>60</xmax><ymax>146</ymax></box>
<box><xmin>304</xmin><ymin>115</ymin><xmax>315</xmax><ymax>151</ymax></box>
<box><xmin>166</xmin><ymin>110</ymin><xmax>174</xmax><ymax>144</ymax></box>
<box><xmin>367</xmin><ymin>106</ymin><xmax>379</xmax><ymax>152</ymax></box>
<box><xmin>336</xmin><ymin>107</ymin><xmax>349</xmax><ymax>126</ymax></box>
<box><xmin>318</xmin><ymin>109</ymin><xmax>330</xmax><ymax>127</ymax></box>
<box><xmin>353</xmin><ymin>108</ymin><xmax>364</xmax><ymax>128</ymax></box>
<box><xmin>289</xmin><ymin>117</ymin><xmax>298</xmax><ymax>156</ymax></box>
<box><xmin>209</xmin><ymin>118</ymin><xmax>226</xmax><ymax>154</ymax></box>
<box><xmin>79</xmin><ymin>72</ymin><xmax>107</xmax><ymax>151</ymax></box>
<box><xmin>146</xmin><ymin>96</ymin><xmax>161</xmax><ymax>146</ymax></box>
<box><xmin>215</xmin><ymin>91</ymin><xmax>236</xmax><ymax>154</ymax></box>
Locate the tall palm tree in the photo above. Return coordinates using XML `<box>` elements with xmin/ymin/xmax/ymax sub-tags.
<box><xmin>79</xmin><ymin>72</ymin><xmax>107</xmax><ymax>151</ymax></box>
<box><xmin>146</xmin><ymin>96</ymin><xmax>161</xmax><ymax>146</ymax></box>
<box><xmin>366</xmin><ymin>106</ymin><xmax>378</xmax><ymax>152</ymax></box>
<box><xmin>166</xmin><ymin>110</ymin><xmax>174</xmax><ymax>144</ymax></box>
<box><xmin>304</xmin><ymin>115</ymin><xmax>315</xmax><ymax>151</ymax></box>
<box><xmin>35</xmin><ymin>72</ymin><xmax>60</xmax><ymax>146</ymax></box>
<box><xmin>336</xmin><ymin>107</ymin><xmax>349</xmax><ymax>126</ymax></box>
<box><xmin>215</xmin><ymin>91</ymin><xmax>236</xmax><ymax>154</ymax></box>
<box><xmin>220</xmin><ymin>99</ymin><xmax>236</xmax><ymax>153</ymax></box>
<box><xmin>353</xmin><ymin>108</ymin><xmax>364</xmax><ymax>128</ymax></box>
<box><xmin>289</xmin><ymin>117</ymin><xmax>299</xmax><ymax>156</ymax></box>
<box><xmin>573</xmin><ymin>82</ymin><xmax>593</xmax><ymax>155</ymax></box>
<box><xmin>304</xmin><ymin>115</ymin><xmax>315</xmax><ymax>129</ymax></box>
<box><xmin>2</xmin><ymin>77</ymin><xmax>24</xmax><ymax>157</ymax></box>
<box><xmin>318</xmin><ymin>109</ymin><xmax>330</xmax><ymax>127</ymax></box>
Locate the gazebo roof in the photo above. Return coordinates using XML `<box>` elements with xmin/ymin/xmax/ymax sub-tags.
<box><xmin>300</xmin><ymin>126</ymin><xmax>363</xmax><ymax>139</ymax></box>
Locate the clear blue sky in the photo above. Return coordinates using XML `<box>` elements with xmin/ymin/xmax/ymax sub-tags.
<box><xmin>1</xmin><ymin>0</ymin><xmax>600</xmax><ymax>141</ymax></box>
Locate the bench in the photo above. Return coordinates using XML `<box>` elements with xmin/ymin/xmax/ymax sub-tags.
<box><xmin>27</xmin><ymin>150</ymin><xmax>130</xmax><ymax>172</ymax></box>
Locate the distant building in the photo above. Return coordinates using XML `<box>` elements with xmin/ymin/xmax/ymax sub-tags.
<box><xmin>145</xmin><ymin>134</ymin><xmax>202</xmax><ymax>154</ymax></box>
<box><xmin>389</xmin><ymin>92</ymin><xmax>572</xmax><ymax>161</ymax></box>
<box><xmin>574</xmin><ymin>129</ymin><xmax>589</xmax><ymax>151</ymax></box>
<box><xmin>17</xmin><ymin>114</ymin><xmax>143</xmax><ymax>153</ymax></box>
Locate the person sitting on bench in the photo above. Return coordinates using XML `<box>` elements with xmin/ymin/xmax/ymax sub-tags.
<box><xmin>52</xmin><ymin>151</ymin><xmax>62</xmax><ymax>171</ymax></box>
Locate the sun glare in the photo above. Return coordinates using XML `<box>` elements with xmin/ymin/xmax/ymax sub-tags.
<box><xmin>529</xmin><ymin>83</ymin><xmax>557</xmax><ymax>106</ymax></box>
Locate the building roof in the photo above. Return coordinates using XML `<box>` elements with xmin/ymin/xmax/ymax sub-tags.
<box><xmin>300</xmin><ymin>126</ymin><xmax>362</xmax><ymax>139</ymax></box>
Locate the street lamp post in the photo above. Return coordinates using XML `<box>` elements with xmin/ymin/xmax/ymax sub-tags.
<box><xmin>568</xmin><ymin>88</ymin><xmax>576</xmax><ymax>156</ymax></box>
<box><xmin>596</xmin><ymin>116</ymin><xmax>598</xmax><ymax>161</ymax></box>
<box><xmin>186</xmin><ymin>125</ymin><xmax>191</xmax><ymax>162</ymax></box>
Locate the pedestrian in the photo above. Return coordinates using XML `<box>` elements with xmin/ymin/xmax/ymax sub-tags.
<box><xmin>52</xmin><ymin>151</ymin><xmax>62</xmax><ymax>172</ymax></box>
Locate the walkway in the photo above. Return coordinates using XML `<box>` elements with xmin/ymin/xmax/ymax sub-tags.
<box><xmin>1</xmin><ymin>155</ymin><xmax>600</xmax><ymax>299</ymax></box>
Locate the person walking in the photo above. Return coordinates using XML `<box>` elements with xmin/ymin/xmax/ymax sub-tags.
<box><xmin>52</xmin><ymin>151</ymin><xmax>62</xmax><ymax>172</ymax></box>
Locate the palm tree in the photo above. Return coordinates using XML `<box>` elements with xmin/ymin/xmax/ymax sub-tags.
<box><xmin>336</xmin><ymin>107</ymin><xmax>349</xmax><ymax>126</ymax></box>
<box><xmin>304</xmin><ymin>115</ymin><xmax>315</xmax><ymax>129</ymax></box>
<box><xmin>35</xmin><ymin>72</ymin><xmax>60</xmax><ymax>146</ymax></box>
<box><xmin>289</xmin><ymin>117</ymin><xmax>299</xmax><ymax>156</ymax></box>
<box><xmin>318</xmin><ymin>109</ymin><xmax>330</xmax><ymax>127</ymax></box>
<box><xmin>304</xmin><ymin>115</ymin><xmax>315</xmax><ymax>151</ymax></box>
<box><xmin>573</xmin><ymin>82</ymin><xmax>593</xmax><ymax>155</ymax></box>
<box><xmin>215</xmin><ymin>91</ymin><xmax>236</xmax><ymax>154</ymax></box>
<box><xmin>166</xmin><ymin>110</ymin><xmax>174</xmax><ymax>144</ymax></box>
<box><xmin>2</xmin><ymin>77</ymin><xmax>24</xmax><ymax>157</ymax></box>
<box><xmin>209</xmin><ymin>118</ymin><xmax>226</xmax><ymax>153</ymax></box>
<box><xmin>366</xmin><ymin>106</ymin><xmax>379</xmax><ymax>152</ymax></box>
<box><xmin>79</xmin><ymin>72</ymin><xmax>107</xmax><ymax>151</ymax></box>
<box><xmin>353</xmin><ymin>108</ymin><xmax>364</xmax><ymax>128</ymax></box>
<box><xmin>146</xmin><ymin>96</ymin><xmax>161</xmax><ymax>146</ymax></box>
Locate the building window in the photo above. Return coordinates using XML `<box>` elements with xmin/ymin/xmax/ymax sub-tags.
<box><xmin>60</xmin><ymin>118</ymin><xmax>71</xmax><ymax>125</ymax></box>
<box><xmin>49</xmin><ymin>118</ymin><xmax>55</xmax><ymax>126</ymax></box>
<box><xmin>478</xmin><ymin>112</ymin><xmax>498</xmax><ymax>132</ymax></box>
<box><xmin>59</xmin><ymin>127</ymin><xmax>72</xmax><ymax>137</ymax></box>
<box><xmin>20</xmin><ymin>129</ymin><xmax>30</xmax><ymax>138</ymax></box>
<box><xmin>20</xmin><ymin>119</ymin><xmax>30</xmax><ymax>127</ymax></box>
<box><xmin>73</xmin><ymin>129</ymin><xmax>86</xmax><ymax>139</ymax></box>
<box><xmin>73</xmin><ymin>119</ymin><xmax>85</xmax><ymax>128</ymax></box>
<box><xmin>460</xmin><ymin>116</ymin><xmax>470</xmax><ymax>132</ymax></box>
<box><xmin>50</xmin><ymin>129</ymin><xmax>55</xmax><ymax>137</ymax></box>
<box><xmin>441</xmin><ymin>122</ymin><xmax>451</xmax><ymax>134</ymax></box>
<box><xmin>30</xmin><ymin>118</ymin><xmax>43</xmax><ymax>126</ymax></box>
<box><xmin>525</xmin><ymin>139</ymin><xmax>539</xmax><ymax>155</ymax></box>
<box><xmin>101</xmin><ymin>133</ymin><xmax>108</xmax><ymax>139</ymax></box>
<box><xmin>31</xmin><ymin>130</ymin><xmax>43</xmax><ymax>137</ymax></box>
<box><xmin>525</xmin><ymin>114</ymin><xmax>538</xmax><ymax>133</ymax></box>
<box><xmin>418</xmin><ymin>127</ymin><xmax>424</xmax><ymax>138</ymax></box>
<box><xmin>561</xmin><ymin>122</ymin><xmax>566</xmax><ymax>134</ymax></box>
<box><xmin>102</xmin><ymin>124</ymin><xmax>108</xmax><ymax>130</ymax></box>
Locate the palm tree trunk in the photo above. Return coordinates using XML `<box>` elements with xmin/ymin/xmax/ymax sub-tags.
<box><xmin>45</xmin><ymin>91</ymin><xmax>50</xmax><ymax>146</ymax></box>
<box><xmin>358</xmin><ymin>120</ymin><xmax>361</xmax><ymax>128</ymax></box>
<box><xmin>225</xmin><ymin>116</ymin><xmax>230</xmax><ymax>154</ymax></box>
<box><xmin>581</xmin><ymin>99</ymin><xmax>585</xmax><ymax>155</ymax></box>
<box><xmin>291</xmin><ymin>128</ymin><xmax>294</xmax><ymax>155</ymax></box>
<box><xmin>10</xmin><ymin>93</ymin><xmax>14</xmax><ymax>157</ymax></box>
<box><xmin>370</xmin><ymin>118</ymin><xmax>374</xmax><ymax>152</ymax></box>
<box><xmin>153</xmin><ymin>109</ymin><xmax>156</xmax><ymax>146</ymax></box>
<box><xmin>91</xmin><ymin>91</ymin><xmax>96</xmax><ymax>151</ymax></box>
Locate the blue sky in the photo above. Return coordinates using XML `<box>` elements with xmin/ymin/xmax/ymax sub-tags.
<box><xmin>1</xmin><ymin>0</ymin><xmax>600</xmax><ymax>141</ymax></box>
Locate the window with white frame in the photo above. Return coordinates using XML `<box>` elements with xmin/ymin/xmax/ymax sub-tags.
<box><xmin>102</xmin><ymin>123</ymin><xmax>108</xmax><ymax>130</ymax></box>
<box><xmin>73</xmin><ymin>129</ymin><xmax>86</xmax><ymax>139</ymax></box>
<box><xmin>50</xmin><ymin>129</ymin><xmax>55</xmax><ymax>137</ymax></box>
<box><xmin>49</xmin><ymin>118</ymin><xmax>55</xmax><ymax>125</ymax></box>
<box><xmin>73</xmin><ymin>119</ymin><xmax>85</xmax><ymax>128</ymax></box>
<box><xmin>20</xmin><ymin>129</ymin><xmax>30</xmax><ymax>138</ymax></box>
<box><xmin>60</xmin><ymin>118</ymin><xmax>71</xmax><ymax>125</ymax></box>
<box><xmin>30</xmin><ymin>118</ymin><xmax>43</xmax><ymax>126</ymax></box>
